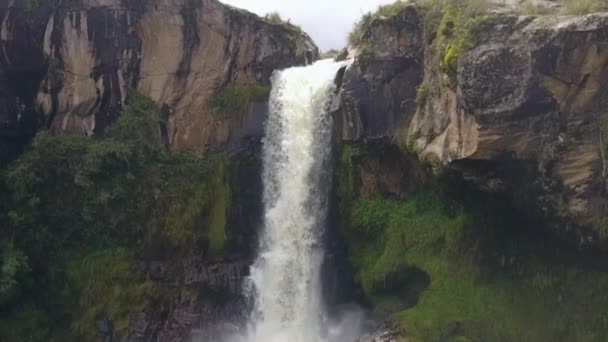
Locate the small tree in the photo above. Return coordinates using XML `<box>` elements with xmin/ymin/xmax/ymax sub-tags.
<box><xmin>265</xmin><ymin>11</ymin><xmax>284</xmax><ymax>24</ymax></box>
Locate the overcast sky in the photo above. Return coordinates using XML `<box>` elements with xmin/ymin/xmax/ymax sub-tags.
<box><xmin>220</xmin><ymin>0</ymin><xmax>398</xmax><ymax>51</ymax></box>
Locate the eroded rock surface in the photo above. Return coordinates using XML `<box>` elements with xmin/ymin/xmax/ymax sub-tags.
<box><xmin>336</xmin><ymin>8</ymin><xmax>608</xmax><ymax>247</ymax></box>
<box><xmin>0</xmin><ymin>0</ymin><xmax>317</xmax><ymax>162</ymax></box>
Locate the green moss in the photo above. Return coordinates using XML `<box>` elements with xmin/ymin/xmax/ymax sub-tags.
<box><xmin>345</xmin><ymin>188</ymin><xmax>608</xmax><ymax>340</ymax></box>
<box><xmin>180</xmin><ymin>286</ymin><xmax>202</xmax><ymax>302</ymax></box>
<box><xmin>211</xmin><ymin>83</ymin><xmax>271</xmax><ymax>119</ymax></box>
<box><xmin>597</xmin><ymin>217</ymin><xmax>608</xmax><ymax>241</ymax></box>
<box><xmin>1</xmin><ymin>91</ymin><xmax>238</xmax><ymax>339</ymax></box>
<box><xmin>348</xmin><ymin>1</ymin><xmax>411</xmax><ymax>48</ymax></box>
<box><xmin>601</xmin><ymin>121</ymin><xmax>608</xmax><ymax>176</ymax></box>
<box><xmin>66</xmin><ymin>249</ymin><xmax>164</xmax><ymax>339</ymax></box>
<box><xmin>207</xmin><ymin>156</ymin><xmax>230</xmax><ymax>257</ymax></box>
<box><xmin>336</xmin><ymin>144</ymin><xmax>356</xmax><ymax>239</ymax></box>
<box><xmin>351</xmin><ymin>192</ymin><xmax>467</xmax><ymax>295</ymax></box>
<box><xmin>0</xmin><ymin>303</ymin><xmax>51</xmax><ymax>341</ymax></box>
<box><xmin>337</xmin><ymin>146</ymin><xmax>608</xmax><ymax>341</ymax></box>
<box><xmin>0</xmin><ymin>243</ymin><xmax>29</xmax><ymax>306</ymax></box>
<box><xmin>560</xmin><ymin>0</ymin><xmax>608</xmax><ymax>15</ymax></box>
<box><xmin>348</xmin><ymin>1</ymin><xmax>414</xmax><ymax>70</ymax></box>
<box><xmin>436</xmin><ymin>5</ymin><xmax>493</xmax><ymax>78</ymax></box>
<box><xmin>415</xmin><ymin>82</ymin><xmax>429</xmax><ymax>106</ymax></box>
<box><xmin>24</xmin><ymin>0</ymin><xmax>39</xmax><ymax>11</ymax></box>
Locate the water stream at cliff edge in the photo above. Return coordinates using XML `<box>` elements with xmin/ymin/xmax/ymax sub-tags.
<box><xmin>236</xmin><ymin>59</ymin><xmax>360</xmax><ymax>342</ymax></box>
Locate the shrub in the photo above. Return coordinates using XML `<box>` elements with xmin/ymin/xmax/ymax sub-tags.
<box><xmin>0</xmin><ymin>90</ymin><xmax>234</xmax><ymax>340</ymax></box>
<box><xmin>264</xmin><ymin>11</ymin><xmax>287</xmax><ymax>25</ymax></box>
<box><xmin>519</xmin><ymin>0</ymin><xmax>554</xmax><ymax>15</ymax></box>
<box><xmin>67</xmin><ymin>249</ymin><xmax>163</xmax><ymax>338</ymax></box>
<box><xmin>560</xmin><ymin>0</ymin><xmax>608</xmax><ymax>15</ymax></box>
<box><xmin>320</xmin><ymin>49</ymin><xmax>341</xmax><ymax>60</ymax></box>
<box><xmin>348</xmin><ymin>1</ymin><xmax>410</xmax><ymax>47</ymax></box>
<box><xmin>416</xmin><ymin>82</ymin><xmax>430</xmax><ymax>106</ymax></box>
<box><xmin>0</xmin><ymin>243</ymin><xmax>29</xmax><ymax>306</ymax></box>
<box><xmin>434</xmin><ymin>2</ymin><xmax>493</xmax><ymax>78</ymax></box>
<box><xmin>211</xmin><ymin>83</ymin><xmax>271</xmax><ymax>119</ymax></box>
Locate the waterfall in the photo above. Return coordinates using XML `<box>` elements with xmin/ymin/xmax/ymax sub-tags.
<box><xmin>244</xmin><ymin>59</ymin><xmax>350</xmax><ymax>342</ymax></box>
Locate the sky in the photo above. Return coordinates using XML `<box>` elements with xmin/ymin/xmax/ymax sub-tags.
<box><xmin>220</xmin><ymin>0</ymin><xmax>398</xmax><ymax>51</ymax></box>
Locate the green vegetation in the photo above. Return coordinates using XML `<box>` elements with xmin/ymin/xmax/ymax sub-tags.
<box><xmin>24</xmin><ymin>0</ymin><xmax>36</xmax><ymax>10</ymax></box>
<box><xmin>0</xmin><ymin>243</ymin><xmax>29</xmax><ymax>306</ymax></box>
<box><xmin>348</xmin><ymin>1</ymin><xmax>410</xmax><ymax>47</ymax></box>
<box><xmin>434</xmin><ymin>2</ymin><xmax>493</xmax><ymax>78</ymax></box>
<box><xmin>351</xmin><ymin>192</ymin><xmax>467</xmax><ymax>295</ymax></box>
<box><xmin>211</xmin><ymin>83</ymin><xmax>271</xmax><ymax>119</ymax></box>
<box><xmin>415</xmin><ymin>82</ymin><xmax>429</xmax><ymax>106</ymax></box>
<box><xmin>264</xmin><ymin>11</ymin><xmax>289</xmax><ymax>25</ymax></box>
<box><xmin>601</xmin><ymin>120</ymin><xmax>608</xmax><ymax>174</ymax></box>
<box><xmin>0</xmin><ymin>90</ymin><xmax>234</xmax><ymax>341</ymax></box>
<box><xmin>337</xmin><ymin>146</ymin><xmax>608</xmax><ymax>341</ymax></box>
<box><xmin>348</xmin><ymin>0</ymin><xmax>493</xmax><ymax>77</ymax></box>
<box><xmin>320</xmin><ymin>49</ymin><xmax>341</xmax><ymax>60</ymax></box>
<box><xmin>560</xmin><ymin>0</ymin><xmax>608</xmax><ymax>15</ymax></box>
<box><xmin>517</xmin><ymin>0</ymin><xmax>607</xmax><ymax>15</ymax></box>
<box><xmin>67</xmin><ymin>249</ymin><xmax>164</xmax><ymax>338</ymax></box>
<box><xmin>263</xmin><ymin>11</ymin><xmax>306</xmax><ymax>42</ymax></box>
<box><xmin>518</xmin><ymin>0</ymin><xmax>554</xmax><ymax>15</ymax></box>
<box><xmin>347</xmin><ymin>1</ymin><xmax>413</xmax><ymax>70</ymax></box>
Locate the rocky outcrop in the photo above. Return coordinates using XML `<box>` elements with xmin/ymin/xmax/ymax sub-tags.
<box><xmin>128</xmin><ymin>258</ymin><xmax>250</xmax><ymax>342</ymax></box>
<box><xmin>336</xmin><ymin>5</ymin><xmax>423</xmax><ymax>141</ymax></box>
<box><xmin>357</xmin><ymin>324</ymin><xmax>402</xmax><ymax>342</ymax></box>
<box><xmin>0</xmin><ymin>0</ymin><xmax>317</xmax><ymax>163</ymax></box>
<box><xmin>336</xmin><ymin>6</ymin><xmax>608</xmax><ymax>248</ymax></box>
<box><xmin>0</xmin><ymin>1</ymin><xmax>314</xmax><ymax>339</ymax></box>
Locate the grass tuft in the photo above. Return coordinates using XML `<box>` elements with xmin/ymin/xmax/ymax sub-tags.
<box><xmin>560</xmin><ymin>0</ymin><xmax>608</xmax><ymax>15</ymax></box>
<box><xmin>211</xmin><ymin>83</ymin><xmax>271</xmax><ymax>119</ymax></box>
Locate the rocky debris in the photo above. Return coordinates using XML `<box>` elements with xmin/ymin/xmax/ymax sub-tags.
<box><xmin>357</xmin><ymin>323</ymin><xmax>403</xmax><ymax>342</ymax></box>
<box><xmin>0</xmin><ymin>0</ymin><xmax>318</xmax><ymax>163</ymax></box>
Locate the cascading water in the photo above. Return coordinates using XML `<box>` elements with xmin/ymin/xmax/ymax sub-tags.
<box><xmin>243</xmin><ymin>59</ymin><xmax>352</xmax><ymax>342</ymax></box>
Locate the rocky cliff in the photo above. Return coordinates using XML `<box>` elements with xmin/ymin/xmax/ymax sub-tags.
<box><xmin>334</xmin><ymin>2</ymin><xmax>608</xmax><ymax>341</ymax></box>
<box><xmin>337</xmin><ymin>3</ymin><xmax>608</xmax><ymax>249</ymax></box>
<box><xmin>0</xmin><ymin>1</ymin><xmax>315</xmax><ymax>341</ymax></box>
<box><xmin>0</xmin><ymin>0</ymin><xmax>317</xmax><ymax>163</ymax></box>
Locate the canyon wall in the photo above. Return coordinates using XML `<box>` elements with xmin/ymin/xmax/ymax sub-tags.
<box><xmin>335</xmin><ymin>4</ymin><xmax>608</xmax><ymax>341</ymax></box>
<box><xmin>336</xmin><ymin>5</ymin><xmax>608</xmax><ymax>249</ymax></box>
<box><xmin>0</xmin><ymin>0</ymin><xmax>317</xmax><ymax>163</ymax></box>
<box><xmin>0</xmin><ymin>1</ymin><xmax>315</xmax><ymax>341</ymax></box>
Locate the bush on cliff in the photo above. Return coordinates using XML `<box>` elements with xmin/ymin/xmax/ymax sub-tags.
<box><xmin>348</xmin><ymin>1</ymin><xmax>410</xmax><ymax>48</ymax></box>
<box><xmin>348</xmin><ymin>0</ymin><xmax>493</xmax><ymax>76</ymax></box>
<box><xmin>211</xmin><ymin>83</ymin><xmax>271</xmax><ymax>119</ymax></box>
<box><xmin>0</xmin><ymin>91</ymin><xmax>232</xmax><ymax>340</ymax></box>
<box><xmin>560</xmin><ymin>0</ymin><xmax>608</xmax><ymax>15</ymax></box>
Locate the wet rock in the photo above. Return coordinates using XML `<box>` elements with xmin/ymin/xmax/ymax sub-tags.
<box><xmin>96</xmin><ymin>315</ymin><xmax>114</xmax><ymax>342</ymax></box>
<box><xmin>0</xmin><ymin>0</ymin><xmax>318</xmax><ymax>163</ymax></box>
<box><xmin>338</xmin><ymin>6</ymin><xmax>608</xmax><ymax>248</ymax></box>
<box><xmin>357</xmin><ymin>324</ymin><xmax>403</xmax><ymax>342</ymax></box>
<box><xmin>335</xmin><ymin>4</ymin><xmax>424</xmax><ymax>141</ymax></box>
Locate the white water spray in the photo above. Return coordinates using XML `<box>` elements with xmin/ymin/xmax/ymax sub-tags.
<box><xmin>243</xmin><ymin>59</ymin><xmax>350</xmax><ymax>342</ymax></box>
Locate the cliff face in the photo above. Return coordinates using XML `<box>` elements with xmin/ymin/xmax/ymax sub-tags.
<box><xmin>0</xmin><ymin>0</ymin><xmax>317</xmax><ymax>162</ymax></box>
<box><xmin>337</xmin><ymin>6</ymin><xmax>608</xmax><ymax>249</ymax></box>
<box><xmin>335</xmin><ymin>4</ymin><xmax>608</xmax><ymax>341</ymax></box>
<box><xmin>0</xmin><ymin>1</ymin><xmax>315</xmax><ymax>341</ymax></box>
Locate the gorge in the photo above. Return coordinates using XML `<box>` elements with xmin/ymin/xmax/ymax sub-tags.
<box><xmin>2</xmin><ymin>0</ymin><xmax>608</xmax><ymax>341</ymax></box>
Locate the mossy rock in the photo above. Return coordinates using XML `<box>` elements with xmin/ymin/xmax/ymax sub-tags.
<box><xmin>336</xmin><ymin>144</ymin><xmax>608</xmax><ymax>341</ymax></box>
